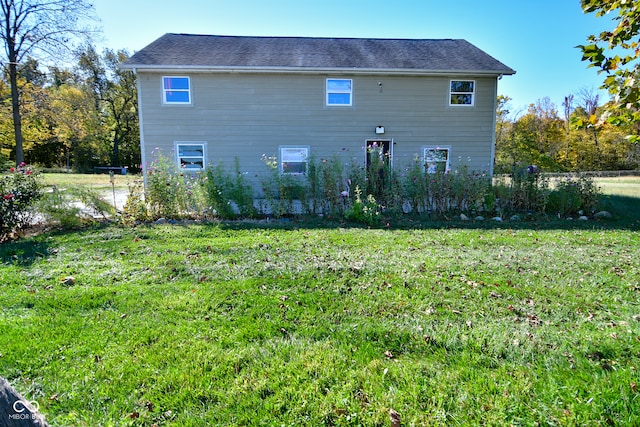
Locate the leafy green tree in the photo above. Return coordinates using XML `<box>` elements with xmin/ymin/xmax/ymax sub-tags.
<box><xmin>47</xmin><ymin>81</ymin><xmax>107</xmax><ymax>170</ymax></box>
<box><xmin>579</xmin><ymin>0</ymin><xmax>640</xmax><ymax>141</ymax></box>
<box><xmin>0</xmin><ymin>59</ymin><xmax>52</xmax><ymax>162</ymax></box>
<box><xmin>77</xmin><ymin>45</ymin><xmax>139</xmax><ymax>168</ymax></box>
<box><xmin>0</xmin><ymin>0</ymin><xmax>96</xmax><ymax>165</ymax></box>
<box><xmin>495</xmin><ymin>97</ymin><xmax>565</xmax><ymax>172</ymax></box>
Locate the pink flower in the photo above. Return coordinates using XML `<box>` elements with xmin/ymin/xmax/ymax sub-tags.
<box><xmin>4</xmin><ymin>194</ymin><xmax>14</xmax><ymax>200</ymax></box>
<box><xmin>9</xmin><ymin>167</ymin><xmax>15</xmax><ymax>172</ymax></box>
<box><xmin>26</xmin><ymin>170</ymin><xmax>32</xmax><ymax>175</ymax></box>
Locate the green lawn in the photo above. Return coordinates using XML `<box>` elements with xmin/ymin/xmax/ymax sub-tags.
<box><xmin>1</xmin><ymin>220</ymin><xmax>639</xmax><ymax>426</ymax></box>
<box><xmin>595</xmin><ymin>176</ymin><xmax>640</xmax><ymax>198</ymax></box>
<box><xmin>42</xmin><ymin>172</ymin><xmax>138</xmax><ymax>191</ymax></box>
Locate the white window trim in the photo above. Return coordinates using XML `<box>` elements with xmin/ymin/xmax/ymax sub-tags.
<box><xmin>279</xmin><ymin>146</ymin><xmax>309</xmax><ymax>175</ymax></box>
<box><xmin>423</xmin><ymin>146</ymin><xmax>451</xmax><ymax>174</ymax></box>
<box><xmin>175</xmin><ymin>142</ymin><xmax>206</xmax><ymax>170</ymax></box>
<box><xmin>449</xmin><ymin>80</ymin><xmax>475</xmax><ymax>106</ymax></box>
<box><xmin>326</xmin><ymin>78</ymin><xmax>353</xmax><ymax>106</ymax></box>
<box><xmin>162</xmin><ymin>76</ymin><xmax>191</xmax><ymax>105</ymax></box>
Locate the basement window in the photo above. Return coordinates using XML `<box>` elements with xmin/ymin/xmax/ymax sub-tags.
<box><xmin>424</xmin><ymin>147</ymin><xmax>450</xmax><ymax>174</ymax></box>
<box><xmin>176</xmin><ymin>143</ymin><xmax>205</xmax><ymax>170</ymax></box>
<box><xmin>280</xmin><ymin>146</ymin><xmax>309</xmax><ymax>174</ymax></box>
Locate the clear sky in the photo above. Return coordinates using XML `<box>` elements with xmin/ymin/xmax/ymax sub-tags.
<box><xmin>92</xmin><ymin>0</ymin><xmax>614</xmax><ymax>115</ymax></box>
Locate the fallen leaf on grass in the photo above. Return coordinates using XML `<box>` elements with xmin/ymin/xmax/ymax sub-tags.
<box><xmin>334</xmin><ymin>407</ymin><xmax>347</xmax><ymax>416</ymax></box>
<box><xmin>61</xmin><ymin>276</ymin><xmax>75</xmax><ymax>286</ymax></box>
<box><xmin>389</xmin><ymin>408</ymin><xmax>401</xmax><ymax>427</ymax></box>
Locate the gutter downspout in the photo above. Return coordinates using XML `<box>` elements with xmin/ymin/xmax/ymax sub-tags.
<box><xmin>133</xmin><ymin>68</ymin><xmax>148</xmax><ymax>186</ymax></box>
<box><xmin>489</xmin><ymin>75</ymin><xmax>501</xmax><ymax>177</ymax></box>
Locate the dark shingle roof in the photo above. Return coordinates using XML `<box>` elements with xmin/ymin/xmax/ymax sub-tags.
<box><xmin>123</xmin><ymin>33</ymin><xmax>515</xmax><ymax>75</ymax></box>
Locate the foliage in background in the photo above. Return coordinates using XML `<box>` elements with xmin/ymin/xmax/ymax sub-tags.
<box><xmin>0</xmin><ymin>163</ymin><xmax>42</xmax><ymax>241</ymax></box>
<box><xmin>259</xmin><ymin>154</ymin><xmax>309</xmax><ymax>217</ymax></box>
<box><xmin>547</xmin><ymin>174</ymin><xmax>602</xmax><ymax>217</ymax></box>
<box><xmin>77</xmin><ymin>45</ymin><xmax>140</xmax><ymax>170</ymax></box>
<box><xmin>0</xmin><ymin>46</ymin><xmax>139</xmax><ymax>171</ymax></box>
<box><xmin>494</xmin><ymin>95</ymin><xmax>639</xmax><ymax>173</ymax></box>
<box><xmin>0</xmin><ymin>0</ymin><xmax>97</xmax><ymax>166</ymax></box>
<box><xmin>121</xmin><ymin>180</ymin><xmax>149</xmax><ymax>225</ymax></box>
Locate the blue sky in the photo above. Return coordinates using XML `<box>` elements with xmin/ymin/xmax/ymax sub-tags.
<box><xmin>93</xmin><ymin>0</ymin><xmax>614</xmax><ymax>115</ymax></box>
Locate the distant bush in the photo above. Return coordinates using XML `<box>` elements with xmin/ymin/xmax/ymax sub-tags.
<box><xmin>38</xmin><ymin>186</ymin><xmax>116</xmax><ymax>228</ymax></box>
<box><xmin>547</xmin><ymin>174</ymin><xmax>601</xmax><ymax>217</ymax></box>
<box><xmin>0</xmin><ymin>163</ymin><xmax>43</xmax><ymax>241</ymax></box>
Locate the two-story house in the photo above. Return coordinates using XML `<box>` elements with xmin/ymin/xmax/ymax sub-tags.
<box><xmin>122</xmin><ymin>33</ymin><xmax>514</xmax><ymax>185</ymax></box>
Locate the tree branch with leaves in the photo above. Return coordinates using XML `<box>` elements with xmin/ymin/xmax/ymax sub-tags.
<box><xmin>0</xmin><ymin>0</ymin><xmax>97</xmax><ymax>165</ymax></box>
<box><xmin>578</xmin><ymin>0</ymin><xmax>640</xmax><ymax>142</ymax></box>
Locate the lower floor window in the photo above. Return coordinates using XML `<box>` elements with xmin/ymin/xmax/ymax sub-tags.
<box><xmin>176</xmin><ymin>142</ymin><xmax>206</xmax><ymax>170</ymax></box>
<box><xmin>424</xmin><ymin>146</ymin><xmax>450</xmax><ymax>174</ymax></box>
<box><xmin>280</xmin><ymin>146</ymin><xmax>309</xmax><ymax>174</ymax></box>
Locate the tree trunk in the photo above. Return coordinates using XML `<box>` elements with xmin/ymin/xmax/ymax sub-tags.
<box><xmin>0</xmin><ymin>377</ymin><xmax>49</xmax><ymax>427</ymax></box>
<box><xmin>112</xmin><ymin>132</ymin><xmax>120</xmax><ymax>166</ymax></box>
<box><xmin>8</xmin><ymin>54</ymin><xmax>25</xmax><ymax>165</ymax></box>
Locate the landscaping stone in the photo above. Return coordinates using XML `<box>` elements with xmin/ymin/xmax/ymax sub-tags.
<box><xmin>0</xmin><ymin>377</ymin><xmax>49</xmax><ymax>427</ymax></box>
<box><xmin>594</xmin><ymin>211</ymin><xmax>612</xmax><ymax>219</ymax></box>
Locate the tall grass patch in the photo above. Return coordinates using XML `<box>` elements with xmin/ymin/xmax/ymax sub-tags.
<box><xmin>124</xmin><ymin>152</ymin><xmax>608</xmax><ymax>225</ymax></box>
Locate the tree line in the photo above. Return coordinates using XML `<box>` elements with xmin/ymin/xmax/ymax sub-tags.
<box><xmin>1</xmin><ymin>0</ymin><xmax>637</xmax><ymax>174</ymax></box>
<box><xmin>0</xmin><ymin>46</ymin><xmax>139</xmax><ymax>171</ymax></box>
<box><xmin>495</xmin><ymin>92</ymin><xmax>639</xmax><ymax>173</ymax></box>
<box><xmin>2</xmin><ymin>58</ymin><xmax>637</xmax><ymax>173</ymax></box>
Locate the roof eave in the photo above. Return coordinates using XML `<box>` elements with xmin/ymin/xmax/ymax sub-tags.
<box><xmin>120</xmin><ymin>63</ymin><xmax>516</xmax><ymax>77</ymax></box>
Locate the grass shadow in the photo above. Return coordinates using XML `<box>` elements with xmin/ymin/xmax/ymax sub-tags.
<box><xmin>0</xmin><ymin>234</ymin><xmax>55</xmax><ymax>266</ymax></box>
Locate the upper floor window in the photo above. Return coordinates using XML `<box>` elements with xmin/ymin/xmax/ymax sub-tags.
<box><xmin>176</xmin><ymin>142</ymin><xmax>205</xmax><ymax>170</ymax></box>
<box><xmin>424</xmin><ymin>146</ymin><xmax>450</xmax><ymax>174</ymax></box>
<box><xmin>280</xmin><ymin>146</ymin><xmax>309</xmax><ymax>174</ymax></box>
<box><xmin>326</xmin><ymin>79</ymin><xmax>352</xmax><ymax>106</ymax></box>
<box><xmin>449</xmin><ymin>80</ymin><xmax>475</xmax><ymax>106</ymax></box>
<box><xmin>163</xmin><ymin>76</ymin><xmax>191</xmax><ymax>104</ymax></box>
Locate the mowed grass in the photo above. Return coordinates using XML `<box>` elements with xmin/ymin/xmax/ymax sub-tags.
<box><xmin>41</xmin><ymin>172</ymin><xmax>137</xmax><ymax>191</ymax></box>
<box><xmin>596</xmin><ymin>176</ymin><xmax>640</xmax><ymax>198</ymax></box>
<box><xmin>1</xmin><ymin>221</ymin><xmax>639</xmax><ymax>426</ymax></box>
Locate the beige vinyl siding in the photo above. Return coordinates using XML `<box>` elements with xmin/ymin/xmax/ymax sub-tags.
<box><xmin>137</xmin><ymin>72</ymin><xmax>498</xmax><ymax>185</ymax></box>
